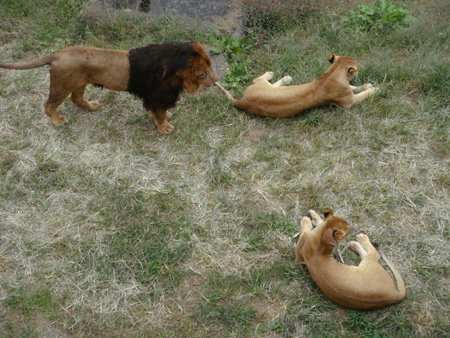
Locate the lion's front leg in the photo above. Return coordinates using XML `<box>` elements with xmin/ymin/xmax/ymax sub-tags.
<box><xmin>351</xmin><ymin>86</ymin><xmax>379</xmax><ymax>106</ymax></box>
<box><xmin>350</xmin><ymin>83</ymin><xmax>373</xmax><ymax>91</ymax></box>
<box><xmin>151</xmin><ymin>109</ymin><xmax>174</xmax><ymax>135</ymax></box>
<box><xmin>339</xmin><ymin>86</ymin><xmax>379</xmax><ymax>109</ymax></box>
<box><xmin>295</xmin><ymin>216</ymin><xmax>313</xmax><ymax>265</ymax></box>
<box><xmin>307</xmin><ymin>210</ymin><xmax>323</xmax><ymax>227</ymax></box>
<box><xmin>300</xmin><ymin>216</ymin><xmax>313</xmax><ymax>236</ymax></box>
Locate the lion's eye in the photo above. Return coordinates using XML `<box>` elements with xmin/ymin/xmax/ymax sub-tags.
<box><xmin>199</xmin><ymin>72</ymin><xmax>208</xmax><ymax>79</ymax></box>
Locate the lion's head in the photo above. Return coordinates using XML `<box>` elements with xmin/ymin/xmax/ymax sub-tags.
<box><xmin>328</xmin><ymin>53</ymin><xmax>359</xmax><ymax>82</ymax></box>
<box><xmin>321</xmin><ymin>208</ymin><xmax>351</xmax><ymax>247</ymax></box>
<box><xmin>177</xmin><ymin>42</ymin><xmax>219</xmax><ymax>94</ymax></box>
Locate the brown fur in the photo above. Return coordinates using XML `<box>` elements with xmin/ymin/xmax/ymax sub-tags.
<box><xmin>295</xmin><ymin>209</ymin><xmax>406</xmax><ymax>310</ymax></box>
<box><xmin>0</xmin><ymin>42</ymin><xmax>218</xmax><ymax>134</ymax></box>
<box><xmin>215</xmin><ymin>53</ymin><xmax>378</xmax><ymax>118</ymax></box>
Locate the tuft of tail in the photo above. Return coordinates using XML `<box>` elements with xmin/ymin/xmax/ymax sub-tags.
<box><xmin>0</xmin><ymin>56</ymin><xmax>52</xmax><ymax>70</ymax></box>
<box><xmin>214</xmin><ymin>82</ymin><xmax>238</xmax><ymax>105</ymax></box>
<box><xmin>374</xmin><ymin>244</ymin><xmax>406</xmax><ymax>301</ymax></box>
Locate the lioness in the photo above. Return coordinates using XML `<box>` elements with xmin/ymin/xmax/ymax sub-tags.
<box><xmin>295</xmin><ymin>209</ymin><xmax>405</xmax><ymax>310</ymax></box>
<box><xmin>215</xmin><ymin>53</ymin><xmax>378</xmax><ymax>118</ymax></box>
<box><xmin>0</xmin><ymin>41</ymin><xmax>219</xmax><ymax>134</ymax></box>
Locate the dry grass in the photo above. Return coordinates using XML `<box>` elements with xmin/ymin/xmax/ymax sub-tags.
<box><xmin>1</xmin><ymin>0</ymin><xmax>450</xmax><ymax>337</ymax></box>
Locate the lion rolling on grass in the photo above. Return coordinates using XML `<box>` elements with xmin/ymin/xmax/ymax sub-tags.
<box><xmin>215</xmin><ymin>53</ymin><xmax>378</xmax><ymax>118</ymax></box>
<box><xmin>295</xmin><ymin>209</ymin><xmax>406</xmax><ymax>310</ymax></box>
<box><xmin>0</xmin><ymin>41</ymin><xmax>219</xmax><ymax>134</ymax></box>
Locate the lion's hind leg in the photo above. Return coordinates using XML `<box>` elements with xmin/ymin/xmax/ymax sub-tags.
<box><xmin>273</xmin><ymin>76</ymin><xmax>293</xmax><ymax>88</ymax></box>
<box><xmin>44</xmin><ymin>97</ymin><xmax>69</xmax><ymax>125</ymax></box>
<box><xmin>349</xmin><ymin>240</ymin><xmax>368</xmax><ymax>259</ymax></box>
<box><xmin>71</xmin><ymin>85</ymin><xmax>100</xmax><ymax>111</ymax></box>
<box><xmin>350</xmin><ymin>234</ymin><xmax>381</xmax><ymax>261</ymax></box>
<box><xmin>252</xmin><ymin>72</ymin><xmax>274</xmax><ymax>83</ymax></box>
<box><xmin>295</xmin><ymin>216</ymin><xmax>313</xmax><ymax>265</ymax></box>
<box><xmin>300</xmin><ymin>216</ymin><xmax>313</xmax><ymax>236</ymax></box>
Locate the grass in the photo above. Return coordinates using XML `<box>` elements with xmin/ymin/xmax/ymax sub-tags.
<box><xmin>1</xmin><ymin>0</ymin><xmax>450</xmax><ymax>337</ymax></box>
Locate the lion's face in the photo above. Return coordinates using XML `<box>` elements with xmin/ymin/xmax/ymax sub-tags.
<box><xmin>328</xmin><ymin>53</ymin><xmax>359</xmax><ymax>82</ymax></box>
<box><xmin>178</xmin><ymin>42</ymin><xmax>219</xmax><ymax>94</ymax></box>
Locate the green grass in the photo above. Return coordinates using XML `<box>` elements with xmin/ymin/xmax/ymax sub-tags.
<box><xmin>1</xmin><ymin>0</ymin><xmax>450</xmax><ymax>337</ymax></box>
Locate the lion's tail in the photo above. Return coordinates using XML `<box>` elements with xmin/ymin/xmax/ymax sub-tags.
<box><xmin>214</xmin><ymin>82</ymin><xmax>240</xmax><ymax>105</ymax></box>
<box><xmin>0</xmin><ymin>55</ymin><xmax>53</xmax><ymax>70</ymax></box>
<box><xmin>373</xmin><ymin>243</ymin><xmax>406</xmax><ymax>301</ymax></box>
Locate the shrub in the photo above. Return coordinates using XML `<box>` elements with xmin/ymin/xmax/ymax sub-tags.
<box><xmin>209</xmin><ymin>31</ymin><xmax>250</xmax><ymax>88</ymax></box>
<box><xmin>349</xmin><ymin>0</ymin><xmax>416</xmax><ymax>32</ymax></box>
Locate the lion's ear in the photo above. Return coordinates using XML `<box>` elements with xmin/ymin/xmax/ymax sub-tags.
<box><xmin>328</xmin><ymin>53</ymin><xmax>335</xmax><ymax>64</ymax></box>
<box><xmin>348</xmin><ymin>67</ymin><xmax>357</xmax><ymax>77</ymax></box>
<box><xmin>323</xmin><ymin>208</ymin><xmax>334</xmax><ymax>219</ymax></box>
<box><xmin>333</xmin><ymin>229</ymin><xmax>345</xmax><ymax>243</ymax></box>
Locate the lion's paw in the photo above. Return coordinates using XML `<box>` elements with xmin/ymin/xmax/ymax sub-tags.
<box><xmin>281</xmin><ymin>76</ymin><xmax>293</xmax><ymax>85</ymax></box>
<box><xmin>301</xmin><ymin>216</ymin><xmax>312</xmax><ymax>227</ymax></box>
<box><xmin>356</xmin><ymin>233</ymin><xmax>371</xmax><ymax>244</ymax></box>
<box><xmin>166</xmin><ymin>111</ymin><xmax>172</xmax><ymax>120</ymax></box>
<box><xmin>88</xmin><ymin>101</ymin><xmax>100</xmax><ymax>110</ymax></box>
<box><xmin>263</xmin><ymin>72</ymin><xmax>274</xmax><ymax>80</ymax></box>
<box><xmin>349</xmin><ymin>240</ymin><xmax>367</xmax><ymax>257</ymax></box>
<box><xmin>307</xmin><ymin>210</ymin><xmax>321</xmax><ymax>226</ymax></box>
<box><xmin>157</xmin><ymin>122</ymin><xmax>174</xmax><ymax>135</ymax></box>
<box><xmin>349</xmin><ymin>241</ymin><xmax>360</xmax><ymax>252</ymax></box>
<box><xmin>51</xmin><ymin>115</ymin><xmax>68</xmax><ymax>126</ymax></box>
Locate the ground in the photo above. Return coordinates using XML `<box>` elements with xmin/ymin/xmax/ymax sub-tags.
<box><xmin>0</xmin><ymin>0</ymin><xmax>449</xmax><ymax>337</ymax></box>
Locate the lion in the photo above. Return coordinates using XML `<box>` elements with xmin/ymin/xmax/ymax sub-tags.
<box><xmin>0</xmin><ymin>41</ymin><xmax>219</xmax><ymax>134</ymax></box>
<box><xmin>215</xmin><ymin>53</ymin><xmax>378</xmax><ymax>118</ymax></box>
<box><xmin>295</xmin><ymin>209</ymin><xmax>406</xmax><ymax>310</ymax></box>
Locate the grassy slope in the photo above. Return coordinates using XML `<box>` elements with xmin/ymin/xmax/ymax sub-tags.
<box><xmin>0</xmin><ymin>0</ymin><xmax>449</xmax><ymax>337</ymax></box>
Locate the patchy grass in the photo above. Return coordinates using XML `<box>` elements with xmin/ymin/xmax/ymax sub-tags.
<box><xmin>1</xmin><ymin>0</ymin><xmax>450</xmax><ymax>337</ymax></box>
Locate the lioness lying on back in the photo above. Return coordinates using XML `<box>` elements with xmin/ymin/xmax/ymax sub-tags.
<box><xmin>215</xmin><ymin>53</ymin><xmax>378</xmax><ymax>118</ymax></box>
<box><xmin>295</xmin><ymin>209</ymin><xmax>405</xmax><ymax>310</ymax></box>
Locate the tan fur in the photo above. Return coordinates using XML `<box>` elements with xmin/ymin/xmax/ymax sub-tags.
<box><xmin>295</xmin><ymin>209</ymin><xmax>405</xmax><ymax>310</ymax></box>
<box><xmin>0</xmin><ymin>44</ymin><xmax>218</xmax><ymax>134</ymax></box>
<box><xmin>215</xmin><ymin>53</ymin><xmax>379</xmax><ymax>118</ymax></box>
<box><xmin>1</xmin><ymin>46</ymin><xmax>130</xmax><ymax>126</ymax></box>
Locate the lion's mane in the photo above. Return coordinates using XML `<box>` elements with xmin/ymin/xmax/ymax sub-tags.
<box><xmin>127</xmin><ymin>41</ymin><xmax>200</xmax><ymax>112</ymax></box>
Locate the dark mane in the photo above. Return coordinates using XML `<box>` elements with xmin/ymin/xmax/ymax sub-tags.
<box><xmin>127</xmin><ymin>41</ymin><xmax>200</xmax><ymax>112</ymax></box>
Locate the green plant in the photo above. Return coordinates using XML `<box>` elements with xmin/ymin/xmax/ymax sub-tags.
<box><xmin>349</xmin><ymin>0</ymin><xmax>416</xmax><ymax>31</ymax></box>
<box><xmin>345</xmin><ymin>311</ymin><xmax>392</xmax><ymax>338</ymax></box>
<box><xmin>208</xmin><ymin>31</ymin><xmax>250</xmax><ymax>88</ymax></box>
<box><xmin>221</xmin><ymin>61</ymin><xmax>250</xmax><ymax>89</ymax></box>
<box><xmin>208</xmin><ymin>31</ymin><xmax>248</xmax><ymax>58</ymax></box>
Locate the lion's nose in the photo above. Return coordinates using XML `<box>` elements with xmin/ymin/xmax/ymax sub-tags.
<box><xmin>211</xmin><ymin>70</ymin><xmax>219</xmax><ymax>83</ymax></box>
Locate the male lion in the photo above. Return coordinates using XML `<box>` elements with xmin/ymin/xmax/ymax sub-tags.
<box><xmin>295</xmin><ymin>209</ymin><xmax>405</xmax><ymax>310</ymax></box>
<box><xmin>0</xmin><ymin>41</ymin><xmax>219</xmax><ymax>134</ymax></box>
<box><xmin>215</xmin><ymin>53</ymin><xmax>378</xmax><ymax>118</ymax></box>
